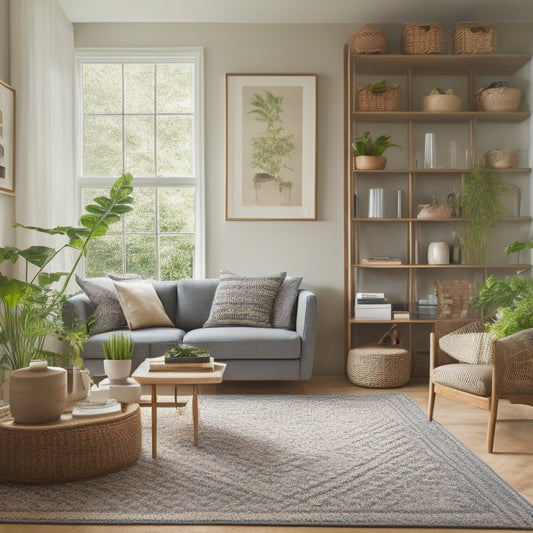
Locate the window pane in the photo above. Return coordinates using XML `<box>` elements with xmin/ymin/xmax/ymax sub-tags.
<box><xmin>124</xmin><ymin>187</ymin><xmax>156</xmax><ymax>233</ymax></box>
<box><xmin>156</xmin><ymin>63</ymin><xmax>193</xmax><ymax>114</ymax></box>
<box><xmin>82</xmin><ymin>64</ymin><xmax>122</xmax><ymax>114</ymax></box>
<box><xmin>160</xmin><ymin>235</ymin><xmax>194</xmax><ymax>280</ymax></box>
<box><xmin>83</xmin><ymin>116</ymin><xmax>122</xmax><ymax>176</ymax></box>
<box><xmin>157</xmin><ymin>116</ymin><xmax>193</xmax><ymax>176</ymax></box>
<box><xmin>85</xmin><ymin>235</ymin><xmax>124</xmax><ymax>277</ymax></box>
<box><xmin>125</xmin><ymin>234</ymin><xmax>157</xmax><ymax>279</ymax></box>
<box><xmin>125</xmin><ymin>116</ymin><xmax>155</xmax><ymax>177</ymax></box>
<box><xmin>124</xmin><ymin>63</ymin><xmax>154</xmax><ymax>114</ymax></box>
<box><xmin>159</xmin><ymin>187</ymin><xmax>195</xmax><ymax>233</ymax></box>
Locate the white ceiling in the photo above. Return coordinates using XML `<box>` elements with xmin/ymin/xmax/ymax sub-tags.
<box><xmin>58</xmin><ymin>0</ymin><xmax>533</xmax><ymax>24</ymax></box>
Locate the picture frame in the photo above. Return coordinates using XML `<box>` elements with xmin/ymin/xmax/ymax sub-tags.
<box><xmin>226</xmin><ymin>74</ymin><xmax>317</xmax><ymax>220</ymax></box>
<box><xmin>0</xmin><ymin>80</ymin><xmax>15</xmax><ymax>194</ymax></box>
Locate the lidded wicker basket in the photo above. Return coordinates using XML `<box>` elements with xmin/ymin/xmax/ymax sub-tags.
<box><xmin>356</xmin><ymin>83</ymin><xmax>400</xmax><ymax>112</ymax></box>
<box><xmin>350</xmin><ymin>25</ymin><xmax>387</xmax><ymax>55</ymax></box>
<box><xmin>454</xmin><ymin>22</ymin><xmax>495</xmax><ymax>54</ymax></box>
<box><xmin>402</xmin><ymin>23</ymin><xmax>443</xmax><ymax>54</ymax></box>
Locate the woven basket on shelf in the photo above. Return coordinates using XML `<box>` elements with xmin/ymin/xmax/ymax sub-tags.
<box><xmin>350</xmin><ymin>25</ymin><xmax>387</xmax><ymax>54</ymax></box>
<box><xmin>474</xmin><ymin>87</ymin><xmax>522</xmax><ymax>112</ymax></box>
<box><xmin>454</xmin><ymin>22</ymin><xmax>495</xmax><ymax>54</ymax></box>
<box><xmin>356</xmin><ymin>84</ymin><xmax>400</xmax><ymax>112</ymax></box>
<box><xmin>402</xmin><ymin>23</ymin><xmax>443</xmax><ymax>54</ymax></box>
<box><xmin>435</xmin><ymin>280</ymin><xmax>472</xmax><ymax>320</ymax></box>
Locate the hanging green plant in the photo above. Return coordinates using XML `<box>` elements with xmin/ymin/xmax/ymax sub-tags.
<box><xmin>461</xmin><ymin>166</ymin><xmax>513</xmax><ymax>264</ymax></box>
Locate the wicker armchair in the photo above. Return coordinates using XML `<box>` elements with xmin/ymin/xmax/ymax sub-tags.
<box><xmin>428</xmin><ymin>320</ymin><xmax>533</xmax><ymax>452</ymax></box>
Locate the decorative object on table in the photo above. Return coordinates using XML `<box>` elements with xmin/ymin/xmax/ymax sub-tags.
<box><xmin>349</xmin><ymin>25</ymin><xmax>387</xmax><ymax>54</ymax></box>
<box><xmin>66</xmin><ymin>366</ymin><xmax>91</xmax><ymax>405</ymax></box>
<box><xmin>149</xmin><ymin>343</ymin><xmax>214</xmax><ymax>371</ymax></box>
<box><xmin>0</xmin><ymin>174</ymin><xmax>134</xmax><ymax>376</ymax></box>
<box><xmin>453</xmin><ymin>21</ymin><xmax>495</xmax><ymax>54</ymax></box>
<box><xmin>474</xmin><ymin>81</ymin><xmax>522</xmax><ymax>112</ymax></box>
<box><xmin>0</xmin><ymin>80</ymin><xmax>16</xmax><ymax>194</ymax></box>
<box><xmin>352</xmin><ymin>131</ymin><xmax>399</xmax><ymax>170</ymax></box>
<box><xmin>423</xmin><ymin>131</ymin><xmax>436</xmax><ymax>168</ymax></box>
<box><xmin>422</xmin><ymin>88</ymin><xmax>462</xmax><ymax>112</ymax></box>
<box><xmin>72</xmin><ymin>398</ymin><xmax>121</xmax><ymax>417</ymax></box>
<box><xmin>347</xmin><ymin>324</ymin><xmax>410</xmax><ymax>388</ymax></box>
<box><xmin>103</xmin><ymin>332</ymin><xmax>133</xmax><ymax>384</ymax></box>
<box><xmin>356</xmin><ymin>80</ymin><xmax>400</xmax><ymax>112</ymax></box>
<box><xmin>401</xmin><ymin>23</ymin><xmax>443</xmax><ymax>55</ymax></box>
<box><xmin>486</xmin><ymin>149</ymin><xmax>518</xmax><ymax>169</ymax></box>
<box><xmin>435</xmin><ymin>280</ymin><xmax>473</xmax><ymax>319</ymax></box>
<box><xmin>427</xmin><ymin>242</ymin><xmax>450</xmax><ymax>265</ymax></box>
<box><xmin>8</xmin><ymin>360</ymin><xmax>67</xmax><ymax>424</ymax></box>
<box><xmin>226</xmin><ymin>74</ymin><xmax>317</xmax><ymax>220</ymax></box>
<box><xmin>461</xmin><ymin>166</ymin><xmax>512</xmax><ymax>264</ymax></box>
<box><xmin>368</xmin><ymin>188</ymin><xmax>384</xmax><ymax>217</ymax></box>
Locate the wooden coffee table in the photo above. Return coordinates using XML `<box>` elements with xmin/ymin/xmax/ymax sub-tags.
<box><xmin>132</xmin><ymin>357</ymin><xmax>226</xmax><ymax>458</ymax></box>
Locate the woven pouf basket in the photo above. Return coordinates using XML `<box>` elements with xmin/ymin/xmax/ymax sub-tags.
<box><xmin>347</xmin><ymin>344</ymin><xmax>411</xmax><ymax>388</ymax></box>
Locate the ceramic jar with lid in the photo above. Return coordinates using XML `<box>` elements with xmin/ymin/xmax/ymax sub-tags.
<box><xmin>9</xmin><ymin>360</ymin><xmax>67</xmax><ymax>424</ymax></box>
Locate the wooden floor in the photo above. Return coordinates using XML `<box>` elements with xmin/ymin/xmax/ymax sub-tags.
<box><xmin>2</xmin><ymin>377</ymin><xmax>532</xmax><ymax>533</ymax></box>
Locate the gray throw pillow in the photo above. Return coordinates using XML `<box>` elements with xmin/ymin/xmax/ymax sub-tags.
<box><xmin>75</xmin><ymin>274</ymin><xmax>128</xmax><ymax>334</ymax></box>
<box><xmin>272</xmin><ymin>276</ymin><xmax>303</xmax><ymax>329</ymax></box>
<box><xmin>203</xmin><ymin>270</ymin><xmax>286</xmax><ymax>328</ymax></box>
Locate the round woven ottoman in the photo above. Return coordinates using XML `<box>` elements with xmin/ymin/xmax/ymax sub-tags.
<box><xmin>0</xmin><ymin>403</ymin><xmax>141</xmax><ymax>483</ymax></box>
<box><xmin>347</xmin><ymin>344</ymin><xmax>411</xmax><ymax>388</ymax></box>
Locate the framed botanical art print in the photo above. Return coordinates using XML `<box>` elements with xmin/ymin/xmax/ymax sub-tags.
<box><xmin>226</xmin><ymin>74</ymin><xmax>317</xmax><ymax>220</ymax></box>
<box><xmin>0</xmin><ymin>80</ymin><xmax>15</xmax><ymax>194</ymax></box>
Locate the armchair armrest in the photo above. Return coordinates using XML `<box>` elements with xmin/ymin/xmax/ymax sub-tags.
<box><xmin>296</xmin><ymin>289</ymin><xmax>317</xmax><ymax>380</ymax></box>
<box><xmin>495</xmin><ymin>328</ymin><xmax>533</xmax><ymax>395</ymax></box>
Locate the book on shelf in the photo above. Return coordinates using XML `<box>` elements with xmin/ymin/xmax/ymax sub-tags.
<box><xmin>361</xmin><ymin>257</ymin><xmax>402</xmax><ymax>265</ymax></box>
<box><xmin>354</xmin><ymin>303</ymin><xmax>392</xmax><ymax>320</ymax></box>
<box><xmin>393</xmin><ymin>311</ymin><xmax>410</xmax><ymax>320</ymax></box>
<box><xmin>356</xmin><ymin>291</ymin><xmax>386</xmax><ymax>304</ymax></box>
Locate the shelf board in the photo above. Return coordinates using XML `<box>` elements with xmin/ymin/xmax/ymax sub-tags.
<box><xmin>352</xmin><ymin>216</ymin><xmax>532</xmax><ymax>222</ymax></box>
<box><xmin>353</xmin><ymin>263</ymin><xmax>531</xmax><ymax>269</ymax></box>
<box><xmin>351</xmin><ymin>54</ymin><xmax>531</xmax><ymax>75</ymax></box>
<box><xmin>353</xmin><ymin>168</ymin><xmax>532</xmax><ymax>174</ymax></box>
<box><xmin>350</xmin><ymin>318</ymin><xmax>437</xmax><ymax>324</ymax></box>
<box><xmin>352</xmin><ymin>111</ymin><xmax>530</xmax><ymax>123</ymax></box>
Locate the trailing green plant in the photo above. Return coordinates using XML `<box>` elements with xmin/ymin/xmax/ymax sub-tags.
<box><xmin>103</xmin><ymin>332</ymin><xmax>134</xmax><ymax>360</ymax></box>
<box><xmin>352</xmin><ymin>131</ymin><xmax>399</xmax><ymax>157</ymax></box>
<box><xmin>0</xmin><ymin>173</ymin><xmax>134</xmax><ymax>370</ymax></box>
<box><xmin>461</xmin><ymin>166</ymin><xmax>513</xmax><ymax>264</ymax></box>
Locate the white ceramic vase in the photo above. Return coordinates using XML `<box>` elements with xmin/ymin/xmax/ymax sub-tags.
<box><xmin>428</xmin><ymin>242</ymin><xmax>450</xmax><ymax>265</ymax></box>
<box><xmin>104</xmin><ymin>359</ymin><xmax>132</xmax><ymax>384</ymax></box>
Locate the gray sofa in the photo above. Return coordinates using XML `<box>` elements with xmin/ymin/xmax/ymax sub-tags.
<box><xmin>63</xmin><ymin>278</ymin><xmax>317</xmax><ymax>383</ymax></box>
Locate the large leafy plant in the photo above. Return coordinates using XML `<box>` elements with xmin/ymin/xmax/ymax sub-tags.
<box><xmin>0</xmin><ymin>173</ymin><xmax>134</xmax><ymax>370</ymax></box>
<box><xmin>352</xmin><ymin>131</ymin><xmax>399</xmax><ymax>157</ymax></box>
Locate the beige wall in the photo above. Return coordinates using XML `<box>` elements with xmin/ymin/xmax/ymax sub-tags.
<box><xmin>0</xmin><ymin>0</ymin><xmax>14</xmax><ymax>274</ymax></box>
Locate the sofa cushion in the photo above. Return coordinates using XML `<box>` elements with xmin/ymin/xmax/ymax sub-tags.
<box><xmin>75</xmin><ymin>275</ymin><xmax>128</xmax><ymax>334</ymax></box>
<box><xmin>114</xmin><ymin>281</ymin><xmax>174</xmax><ymax>329</ymax></box>
<box><xmin>203</xmin><ymin>271</ymin><xmax>286</xmax><ymax>328</ymax></box>
<box><xmin>272</xmin><ymin>276</ymin><xmax>303</xmax><ymax>329</ymax></box>
<box><xmin>176</xmin><ymin>279</ymin><xmax>219</xmax><ymax>331</ymax></box>
<box><xmin>184</xmin><ymin>327</ymin><xmax>301</xmax><ymax>360</ymax></box>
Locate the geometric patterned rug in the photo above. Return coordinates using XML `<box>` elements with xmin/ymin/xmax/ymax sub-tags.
<box><xmin>1</xmin><ymin>393</ymin><xmax>533</xmax><ymax>528</ymax></box>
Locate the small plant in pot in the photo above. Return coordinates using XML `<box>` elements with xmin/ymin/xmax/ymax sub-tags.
<box><xmin>352</xmin><ymin>131</ymin><xmax>399</xmax><ymax>170</ymax></box>
<box><xmin>103</xmin><ymin>332</ymin><xmax>134</xmax><ymax>384</ymax></box>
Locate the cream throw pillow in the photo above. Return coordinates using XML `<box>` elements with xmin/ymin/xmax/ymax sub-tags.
<box><xmin>114</xmin><ymin>281</ymin><xmax>174</xmax><ymax>330</ymax></box>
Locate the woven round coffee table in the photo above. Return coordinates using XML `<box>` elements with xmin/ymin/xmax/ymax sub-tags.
<box><xmin>0</xmin><ymin>403</ymin><xmax>141</xmax><ymax>483</ymax></box>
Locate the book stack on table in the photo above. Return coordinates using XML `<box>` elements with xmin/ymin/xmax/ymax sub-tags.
<box><xmin>354</xmin><ymin>292</ymin><xmax>391</xmax><ymax>320</ymax></box>
<box><xmin>149</xmin><ymin>344</ymin><xmax>214</xmax><ymax>372</ymax></box>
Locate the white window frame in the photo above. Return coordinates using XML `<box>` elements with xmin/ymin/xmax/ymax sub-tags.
<box><xmin>74</xmin><ymin>47</ymin><xmax>205</xmax><ymax>279</ymax></box>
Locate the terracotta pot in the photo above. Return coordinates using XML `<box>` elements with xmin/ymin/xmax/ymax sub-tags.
<box><xmin>104</xmin><ymin>359</ymin><xmax>132</xmax><ymax>384</ymax></box>
<box><xmin>422</xmin><ymin>94</ymin><xmax>462</xmax><ymax>112</ymax></box>
<box><xmin>355</xmin><ymin>155</ymin><xmax>386</xmax><ymax>170</ymax></box>
<box><xmin>9</xmin><ymin>360</ymin><xmax>67</xmax><ymax>424</ymax></box>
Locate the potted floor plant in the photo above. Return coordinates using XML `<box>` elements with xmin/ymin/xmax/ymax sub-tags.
<box><xmin>103</xmin><ymin>332</ymin><xmax>134</xmax><ymax>383</ymax></box>
<box><xmin>0</xmin><ymin>173</ymin><xmax>134</xmax><ymax>378</ymax></box>
<box><xmin>352</xmin><ymin>131</ymin><xmax>399</xmax><ymax>170</ymax></box>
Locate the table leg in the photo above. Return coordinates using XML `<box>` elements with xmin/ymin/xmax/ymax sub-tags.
<box><xmin>151</xmin><ymin>384</ymin><xmax>157</xmax><ymax>459</ymax></box>
<box><xmin>192</xmin><ymin>384</ymin><xmax>198</xmax><ymax>446</ymax></box>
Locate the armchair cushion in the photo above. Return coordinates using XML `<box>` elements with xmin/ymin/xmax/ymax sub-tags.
<box><xmin>439</xmin><ymin>320</ymin><xmax>493</xmax><ymax>364</ymax></box>
<box><xmin>432</xmin><ymin>363</ymin><xmax>492</xmax><ymax>397</ymax></box>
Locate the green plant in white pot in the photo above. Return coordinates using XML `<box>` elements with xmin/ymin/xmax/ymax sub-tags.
<box><xmin>103</xmin><ymin>332</ymin><xmax>134</xmax><ymax>384</ymax></box>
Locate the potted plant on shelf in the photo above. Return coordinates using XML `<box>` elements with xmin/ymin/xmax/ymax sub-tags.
<box><xmin>0</xmin><ymin>173</ymin><xmax>134</xmax><ymax>378</ymax></box>
<box><xmin>352</xmin><ymin>131</ymin><xmax>399</xmax><ymax>170</ymax></box>
<box><xmin>422</xmin><ymin>88</ymin><xmax>462</xmax><ymax>112</ymax></box>
<box><xmin>103</xmin><ymin>332</ymin><xmax>134</xmax><ymax>384</ymax></box>
<box><xmin>460</xmin><ymin>165</ymin><xmax>513</xmax><ymax>264</ymax></box>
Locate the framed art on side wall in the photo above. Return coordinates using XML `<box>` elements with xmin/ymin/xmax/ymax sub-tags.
<box><xmin>0</xmin><ymin>80</ymin><xmax>15</xmax><ymax>194</ymax></box>
<box><xmin>226</xmin><ymin>74</ymin><xmax>317</xmax><ymax>220</ymax></box>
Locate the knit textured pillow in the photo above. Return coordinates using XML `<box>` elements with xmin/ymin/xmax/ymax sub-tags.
<box><xmin>75</xmin><ymin>275</ymin><xmax>128</xmax><ymax>334</ymax></box>
<box><xmin>271</xmin><ymin>276</ymin><xmax>303</xmax><ymax>329</ymax></box>
<box><xmin>203</xmin><ymin>271</ymin><xmax>286</xmax><ymax>328</ymax></box>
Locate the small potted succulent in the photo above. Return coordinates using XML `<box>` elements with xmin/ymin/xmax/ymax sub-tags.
<box><xmin>103</xmin><ymin>332</ymin><xmax>134</xmax><ymax>384</ymax></box>
<box><xmin>422</xmin><ymin>88</ymin><xmax>462</xmax><ymax>112</ymax></box>
<box><xmin>352</xmin><ymin>131</ymin><xmax>399</xmax><ymax>170</ymax></box>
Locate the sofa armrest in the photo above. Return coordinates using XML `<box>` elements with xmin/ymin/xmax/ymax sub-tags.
<box><xmin>295</xmin><ymin>289</ymin><xmax>317</xmax><ymax>380</ymax></box>
<box><xmin>62</xmin><ymin>293</ymin><xmax>94</xmax><ymax>328</ymax></box>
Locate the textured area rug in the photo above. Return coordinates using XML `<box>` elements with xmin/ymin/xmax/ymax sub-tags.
<box><xmin>1</xmin><ymin>393</ymin><xmax>533</xmax><ymax>528</ymax></box>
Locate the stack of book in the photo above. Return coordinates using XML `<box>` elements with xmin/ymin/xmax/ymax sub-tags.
<box><xmin>354</xmin><ymin>292</ymin><xmax>391</xmax><ymax>320</ymax></box>
<box><xmin>149</xmin><ymin>343</ymin><xmax>214</xmax><ymax>372</ymax></box>
<box><xmin>361</xmin><ymin>257</ymin><xmax>402</xmax><ymax>265</ymax></box>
